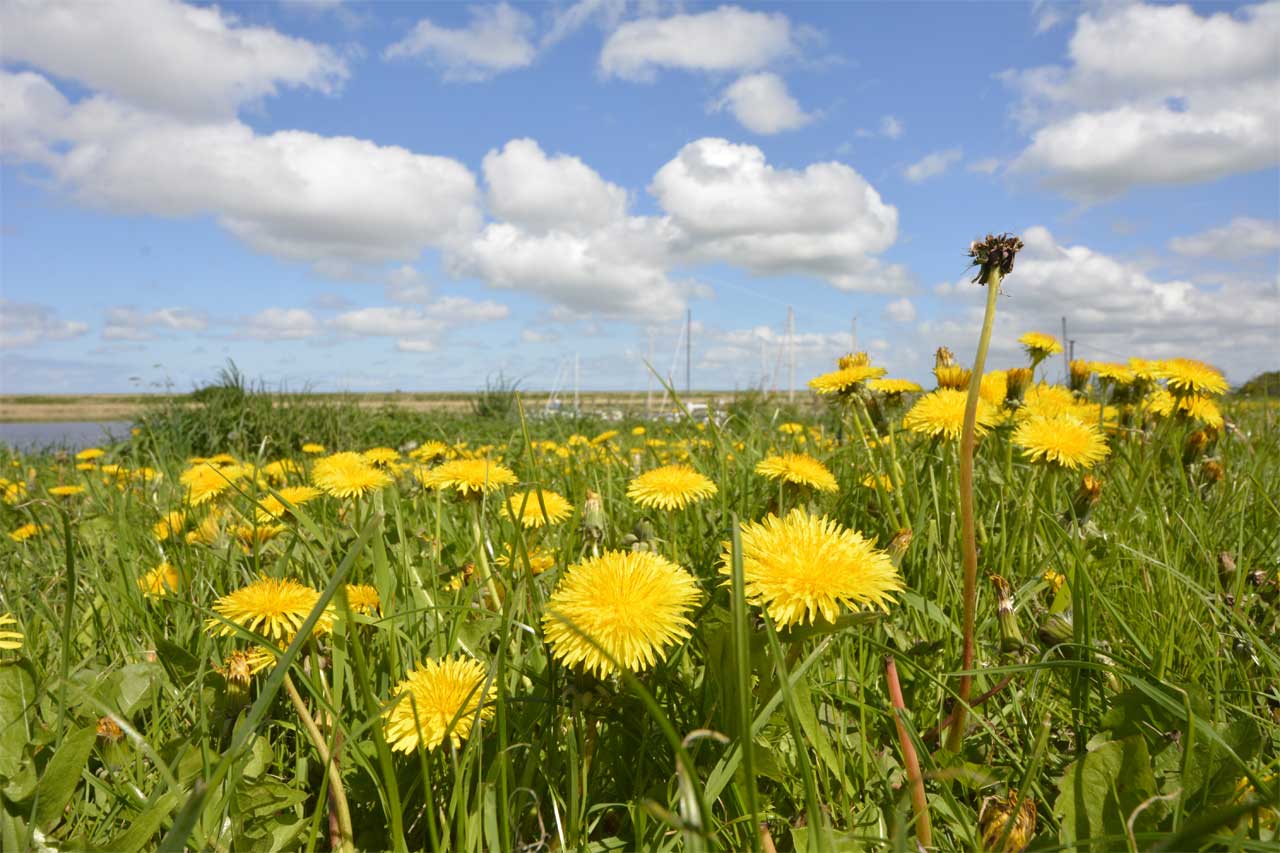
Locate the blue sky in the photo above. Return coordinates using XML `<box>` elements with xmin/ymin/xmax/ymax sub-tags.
<box><xmin>2</xmin><ymin>0</ymin><xmax>1277</xmax><ymax>394</ymax></box>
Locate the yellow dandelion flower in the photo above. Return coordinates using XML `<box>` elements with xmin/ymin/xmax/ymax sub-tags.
<box><xmin>138</xmin><ymin>562</ymin><xmax>180</xmax><ymax>599</ymax></box>
<box><xmin>0</xmin><ymin>614</ymin><xmax>22</xmax><ymax>651</ymax></box>
<box><xmin>259</xmin><ymin>459</ymin><xmax>302</xmax><ymax>484</ymax></box>
<box><xmin>48</xmin><ymin>484</ymin><xmax>86</xmax><ymax>498</ymax></box>
<box><xmin>627</xmin><ymin>464</ymin><xmax>717</xmax><ymax>511</ymax></box>
<box><xmin>1147</xmin><ymin>389</ymin><xmax>1224</xmax><ymax>429</ymax></box>
<box><xmin>312</xmin><ymin>452</ymin><xmax>392</xmax><ymax>499</ymax></box>
<box><xmin>861</xmin><ymin>473</ymin><xmax>894</xmax><ymax>492</ymax></box>
<box><xmin>74</xmin><ymin>462</ymin><xmax>96</xmax><ymax>472</ymax></box>
<box><xmin>808</xmin><ymin>364</ymin><xmax>887</xmax><ymax>395</ymax></box>
<box><xmin>217</xmin><ymin>647</ymin><xmax>275</xmax><ymax>688</ymax></box>
<box><xmin>903</xmin><ymin>389</ymin><xmax>1000</xmax><ymax>441</ymax></box>
<box><xmin>868</xmin><ymin>378</ymin><xmax>923</xmax><ymax>396</ymax></box>
<box><xmin>591</xmin><ymin>430</ymin><xmax>619</xmax><ymax>446</ymax></box>
<box><xmin>233</xmin><ymin>523</ymin><xmax>287</xmax><ymax>552</ymax></box>
<box><xmin>979</xmin><ymin>790</ymin><xmax>1037</xmax><ymax>853</ymax></box>
<box><xmin>1012</xmin><ymin>415</ymin><xmax>1110</xmax><ymax>469</ymax></box>
<box><xmin>75</xmin><ymin>447</ymin><xmax>105</xmax><ymax>461</ymax></box>
<box><xmin>207</xmin><ymin>576</ymin><xmax>335</xmax><ymax>641</ymax></box>
<box><xmin>186</xmin><ymin>511</ymin><xmax>223</xmax><ymax>546</ymax></box>
<box><xmin>10</xmin><ymin>522</ymin><xmax>41</xmax><ymax>542</ymax></box>
<box><xmin>505</xmin><ymin>489</ymin><xmax>573</xmax><ymax>528</ymax></box>
<box><xmin>206</xmin><ymin>453</ymin><xmax>239</xmax><ymax>467</ymax></box>
<box><xmin>1091</xmin><ymin>361</ymin><xmax>1135</xmax><ymax>386</ymax></box>
<box><xmin>2</xmin><ymin>480</ymin><xmax>27</xmax><ymax>504</ymax></box>
<box><xmin>934</xmin><ymin>364</ymin><xmax>971</xmax><ymax>390</ymax></box>
<box><xmin>345</xmin><ymin>584</ymin><xmax>381</xmax><ymax>616</ymax></box>
<box><xmin>409</xmin><ymin>441</ymin><xmax>450</xmax><ymax>462</ymax></box>
<box><xmin>1016</xmin><ymin>383</ymin><xmax>1078</xmax><ymax>421</ymax></box>
<box><xmin>543</xmin><ymin>550</ymin><xmax>700</xmax><ymax>677</ymax></box>
<box><xmin>754</xmin><ymin>453</ymin><xmax>838</xmax><ymax>493</ymax></box>
<box><xmin>255</xmin><ymin>485</ymin><xmax>322</xmax><ymax>523</ymax></box>
<box><xmin>980</xmin><ymin>371</ymin><xmax>1008</xmax><ymax>406</ymax></box>
<box><xmin>384</xmin><ymin>657</ymin><xmax>495</xmax><ymax>753</ymax></box>
<box><xmin>494</xmin><ymin>546</ymin><xmax>556</xmax><ymax>575</ymax></box>
<box><xmin>777</xmin><ymin>422</ymin><xmax>806</xmax><ymax>434</ymax></box>
<box><xmin>1043</xmin><ymin>569</ymin><xmax>1066</xmax><ymax>593</ymax></box>
<box><xmin>362</xmin><ymin>447</ymin><xmax>401</xmax><ymax>467</ymax></box>
<box><xmin>301</xmin><ymin>442</ymin><xmax>326</xmax><ymax>454</ymax></box>
<box><xmin>418</xmin><ymin>458</ymin><xmax>518</xmax><ymax>496</ymax></box>
<box><xmin>1158</xmin><ymin>358</ymin><xmax>1228</xmax><ymax>397</ymax></box>
<box><xmin>1019</xmin><ymin>331</ymin><xmax>1062</xmax><ymax>362</ymax></box>
<box><xmin>180</xmin><ymin>462</ymin><xmax>245</xmax><ymax>505</ymax></box>
<box><xmin>722</xmin><ymin>509</ymin><xmax>902</xmax><ymax>627</ymax></box>
<box><xmin>1128</xmin><ymin>358</ymin><xmax>1163</xmax><ymax>381</ymax></box>
<box><xmin>630</xmin><ymin>425</ymin><xmax>646</xmax><ymax>436</ymax></box>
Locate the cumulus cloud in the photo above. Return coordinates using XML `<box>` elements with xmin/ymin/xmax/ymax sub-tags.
<box><xmin>329</xmin><ymin>297</ymin><xmax>509</xmax><ymax>351</ymax></box>
<box><xmin>713</xmin><ymin>72</ymin><xmax>813</xmax><ymax>134</ymax></box>
<box><xmin>0</xmin><ymin>0</ymin><xmax>346</xmax><ymax>120</ymax></box>
<box><xmin>904</xmin><ymin>148</ymin><xmax>962</xmax><ymax>182</ymax></box>
<box><xmin>1007</xmin><ymin>2</ymin><xmax>1280</xmax><ymax>199</ymax></box>
<box><xmin>102</xmin><ymin>307</ymin><xmax>207</xmax><ymax>341</ymax></box>
<box><xmin>385</xmin><ymin>3</ymin><xmax>537</xmax><ymax>81</ymax></box>
<box><xmin>600</xmin><ymin>6</ymin><xmax>797</xmax><ymax>80</ymax></box>
<box><xmin>651</xmin><ymin>138</ymin><xmax>908</xmax><ymax>292</ymax></box>
<box><xmin>0</xmin><ymin>70</ymin><xmax>481</xmax><ymax>272</ymax></box>
<box><xmin>1169</xmin><ymin>217</ymin><xmax>1280</xmax><ymax>259</ymax></box>
<box><xmin>0</xmin><ymin>300</ymin><xmax>89</xmax><ymax>348</ymax></box>
<box><xmin>448</xmin><ymin>138</ymin><xmax>689</xmax><ymax>320</ymax></box>
<box><xmin>931</xmin><ymin>226</ymin><xmax>1280</xmax><ymax>380</ymax></box>
<box><xmin>880</xmin><ymin>115</ymin><xmax>904</xmax><ymax>139</ymax></box>
<box><xmin>968</xmin><ymin>158</ymin><xmax>1001</xmax><ymax>175</ymax></box>
<box><xmin>883</xmin><ymin>297</ymin><xmax>916</xmax><ymax>323</ymax></box>
<box><xmin>242</xmin><ymin>308</ymin><xmax>321</xmax><ymax>340</ymax></box>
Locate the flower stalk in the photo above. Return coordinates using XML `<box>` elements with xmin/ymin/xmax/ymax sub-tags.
<box><xmin>946</xmin><ymin>234</ymin><xmax>1021</xmax><ymax>753</ymax></box>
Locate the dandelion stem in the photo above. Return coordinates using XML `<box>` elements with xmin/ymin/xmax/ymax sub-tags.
<box><xmin>885</xmin><ymin>655</ymin><xmax>932</xmax><ymax>848</ymax></box>
<box><xmin>283</xmin><ymin>672</ymin><xmax>354</xmax><ymax>853</ymax></box>
<box><xmin>946</xmin><ymin>262</ymin><xmax>1002</xmax><ymax>753</ymax></box>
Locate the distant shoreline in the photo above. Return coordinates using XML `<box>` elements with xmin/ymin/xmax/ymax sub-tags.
<box><xmin>0</xmin><ymin>390</ymin><xmax>768</xmax><ymax>423</ymax></box>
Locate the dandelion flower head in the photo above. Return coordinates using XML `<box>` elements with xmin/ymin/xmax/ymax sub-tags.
<box><xmin>384</xmin><ymin>657</ymin><xmax>495</xmax><ymax>753</ymax></box>
<box><xmin>627</xmin><ymin>464</ymin><xmax>717</xmax><ymax>511</ymax></box>
<box><xmin>903</xmin><ymin>389</ymin><xmax>1000</xmax><ymax>441</ymax></box>
<box><xmin>180</xmin><ymin>462</ymin><xmax>246</xmax><ymax>505</ymax></box>
<box><xmin>419</xmin><ymin>458</ymin><xmax>518</xmax><ymax>496</ymax></box>
<box><xmin>721</xmin><ymin>509</ymin><xmax>902</xmax><ymax>627</ymax></box>
<box><xmin>809</xmin><ymin>364</ymin><xmax>887</xmax><ymax>395</ymax></box>
<box><xmin>869</xmin><ymin>378</ymin><xmax>923</xmax><ymax>397</ymax></box>
<box><xmin>312</xmin><ymin>452</ymin><xmax>392</xmax><ymax>499</ymax></box>
<box><xmin>345</xmin><ymin>583</ymin><xmax>381</xmax><ymax>616</ymax></box>
<box><xmin>506</xmin><ymin>489</ymin><xmax>573</xmax><ymax>528</ymax></box>
<box><xmin>139</xmin><ymin>562</ymin><xmax>180</xmax><ymax>599</ymax></box>
<box><xmin>207</xmin><ymin>576</ymin><xmax>335</xmax><ymax>641</ymax></box>
<box><xmin>1019</xmin><ymin>331</ymin><xmax>1063</xmax><ymax>361</ymax></box>
<box><xmin>1012</xmin><ymin>415</ymin><xmax>1110</xmax><ymax>470</ymax></box>
<box><xmin>0</xmin><ymin>614</ymin><xmax>22</xmax><ymax>651</ymax></box>
<box><xmin>755</xmin><ymin>453</ymin><xmax>838</xmax><ymax>493</ymax></box>
<box><xmin>1158</xmin><ymin>358</ymin><xmax>1228</xmax><ymax>397</ymax></box>
<box><xmin>543</xmin><ymin>550</ymin><xmax>700</xmax><ymax>677</ymax></box>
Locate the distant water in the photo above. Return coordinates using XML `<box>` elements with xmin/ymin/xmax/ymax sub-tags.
<box><xmin>0</xmin><ymin>421</ymin><xmax>133</xmax><ymax>451</ymax></box>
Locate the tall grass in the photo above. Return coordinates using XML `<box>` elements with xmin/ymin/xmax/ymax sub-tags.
<box><xmin>1</xmin><ymin>376</ymin><xmax>1277</xmax><ymax>850</ymax></box>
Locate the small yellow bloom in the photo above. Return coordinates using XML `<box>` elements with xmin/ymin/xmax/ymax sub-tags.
<box><xmin>302</xmin><ymin>442</ymin><xmax>326</xmax><ymax>454</ymax></box>
<box><xmin>0</xmin><ymin>614</ymin><xmax>22</xmax><ymax>651</ymax></box>
<box><xmin>384</xmin><ymin>657</ymin><xmax>495</xmax><ymax>752</ymax></box>
<box><xmin>755</xmin><ymin>453</ymin><xmax>838</xmax><ymax>493</ymax></box>
<box><xmin>627</xmin><ymin>464</ymin><xmax>717</xmax><ymax>511</ymax></box>
<box><xmin>75</xmin><ymin>448</ymin><xmax>105</xmax><ymax>461</ymax></box>
<box><xmin>207</xmin><ymin>576</ymin><xmax>335</xmax><ymax>641</ymax></box>
<box><xmin>345</xmin><ymin>583</ymin><xmax>381</xmax><ymax>616</ymax></box>
<box><xmin>48</xmin><ymin>485</ymin><xmax>86</xmax><ymax>498</ymax></box>
<box><xmin>9</xmin><ymin>522</ymin><xmax>41</xmax><ymax>542</ymax></box>
<box><xmin>138</xmin><ymin>562</ymin><xmax>180</xmax><ymax>599</ymax></box>
<box><xmin>505</xmin><ymin>489</ymin><xmax>573</xmax><ymax>528</ymax></box>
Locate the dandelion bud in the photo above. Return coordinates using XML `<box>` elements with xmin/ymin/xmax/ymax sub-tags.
<box><xmin>581</xmin><ymin>489</ymin><xmax>606</xmax><ymax>556</ymax></box>
<box><xmin>96</xmin><ymin>716</ymin><xmax>124</xmax><ymax>744</ymax></box>
<box><xmin>935</xmin><ymin>364</ymin><xmax>972</xmax><ymax>391</ymax></box>
<box><xmin>979</xmin><ymin>790</ymin><xmax>1036</xmax><ymax>852</ymax></box>
<box><xmin>887</xmin><ymin>528</ymin><xmax>913</xmax><ymax>567</ymax></box>
<box><xmin>1068</xmin><ymin>360</ymin><xmax>1091</xmax><ymax>393</ymax></box>
<box><xmin>935</xmin><ymin>347</ymin><xmax>957</xmax><ymax>369</ymax></box>
<box><xmin>1065</xmin><ymin>475</ymin><xmax>1102</xmax><ymax>524</ymax></box>
<box><xmin>1038</xmin><ymin>611</ymin><xmax>1073</xmax><ymax>647</ymax></box>
<box><xmin>838</xmin><ymin>351</ymin><xmax>872</xmax><ymax>369</ymax></box>
<box><xmin>989</xmin><ymin>574</ymin><xmax>1025</xmax><ymax>652</ymax></box>
<box><xmin>1183</xmin><ymin>429</ymin><xmax>1212</xmax><ymax>466</ymax></box>
<box><xmin>1217</xmin><ymin>552</ymin><xmax>1237</xmax><ymax>588</ymax></box>
<box><xmin>1200</xmin><ymin>459</ymin><xmax>1224</xmax><ymax>486</ymax></box>
<box><xmin>1004</xmin><ymin>367</ymin><xmax>1033</xmax><ymax>408</ymax></box>
<box><xmin>96</xmin><ymin>716</ymin><xmax>127</xmax><ymax>770</ymax></box>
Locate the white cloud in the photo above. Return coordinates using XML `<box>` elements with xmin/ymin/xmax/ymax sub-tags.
<box><xmin>482</xmin><ymin>138</ymin><xmax>628</xmax><ymax>232</ymax></box>
<box><xmin>967</xmin><ymin>158</ymin><xmax>1001</xmax><ymax>175</ymax></box>
<box><xmin>329</xmin><ymin>297</ymin><xmax>509</xmax><ymax>351</ymax></box>
<box><xmin>932</xmin><ymin>225</ymin><xmax>1280</xmax><ymax>380</ymax></box>
<box><xmin>0</xmin><ymin>300</ymin><xmax>89</xmax><ymax>348</ymax></box>
<box><xmin>884</xmin><ymin>297</ymin><xmax>916</xmax><ymax>323</ymax></box>
<box><xmin>600</xmin><ymin>6</ymin><xmax>797</xmax><ymax>80</ymax></box>
<box><xmin>385</xmin><ymin>3</ymin><xmax>537</xmax><ymax>81</ymax></box>
<box><xmin>1169</xmin><ymin>217</ymin><xmax>1280</xmax><ymax>259</ymax></box>
<box><xmin>1</xmin><ymin>71</ymin><xmax>482</xmax><ymax>272</ymax></box>
<box><xmin>102</xmin><ymin>306</ymin><xmax>207</xmax><ymax>341</ymax></box>
<box><xmin>243</xmin><ymin>308</ymin><xmax>321</xmax><ymax>340</ymax></box>
<box><xmin>879</xmin><ymin>115</ymin><xmax>904</xmax><ymax>139</ymax></box>
<box><xmin>1007</xmin><ymin>2</ymin><xmax>1280</xmax><ymax>198</ymax></box>
<box><xmin>449</xmin><ymin>138</ymin><xmax>688</xmax><ymax>320</ymax></box>
<box><xmin>541</xmin><ymin>0</ymin><xmax>627</xmax><ymax>48</ymax></box>
<box><xmin>384</xmin><ymin>266</ymin><xmax>432</xmax><ymax>303</ymax></box>
<box><xmin>0</xmin><ymin>0</ymin><xmax>346</xmax><ymax>120</ymax></box>
<box><xmin>904</xmin><ymin>148</ymin><xmax>962</xmax><ymax>182</ymax></box>
<box><xmin>651</xmin><ymin>138</ymin><xmax>907</xmax><ymax>292</ymax></box>
<box><xmin>521</xmin><ymin>327</ymin><xmax>560</xmax><ymax>344</ymax></box>
<box><xmin>713</xmin><ymin>72</ymin><xmax>813</xmax><ymax>134</ymax></box>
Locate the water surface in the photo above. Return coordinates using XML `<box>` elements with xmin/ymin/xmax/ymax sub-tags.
<box><xmin>0</xmin><ymin>421</ymin><xmax>133</xmax><ymax>451</ymax></box>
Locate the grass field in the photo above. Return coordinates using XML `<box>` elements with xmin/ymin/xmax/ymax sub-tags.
<box><xmin>1</xmin><ymin>343</ymin><xmax>1277</xmax><ymax>851</ymax></box>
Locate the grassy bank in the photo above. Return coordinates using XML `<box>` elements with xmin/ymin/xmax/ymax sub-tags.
<box><xmin>0</xmin><ymin>356</ymin><xmax>1276</xmax><ymax>850</ymax></box>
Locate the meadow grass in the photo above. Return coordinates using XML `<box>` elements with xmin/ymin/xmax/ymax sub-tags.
<box><xmin>0</xmin><ymin>364</ymin><xmax>1277</xmax><ymax>851</ymax></box>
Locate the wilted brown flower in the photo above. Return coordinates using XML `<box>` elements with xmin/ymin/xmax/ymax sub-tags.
<box><xmin>968</xmin><ymin>233</ymin><xmax>1024</xmax><ymax>283</ymax></box>
<box><xmin>979</xmin><ymin>790</ymin><xmax>1036</xmax><ymax>851</ymax></box>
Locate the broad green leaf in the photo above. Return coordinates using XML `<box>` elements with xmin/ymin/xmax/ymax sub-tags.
<box><xmin>0</xmin><ymin>663</ymin><xmax>36</xmax><ymax>779</ymax></box>
<box><xmin>1055</xmin><ymin>735</ymin><xmax>1158</xmax><ymax>850</ymax></box>
<box><xmin>33</xmin><ymin>724</ymin><xmax>97</xmax><ymax>830</ymax></box>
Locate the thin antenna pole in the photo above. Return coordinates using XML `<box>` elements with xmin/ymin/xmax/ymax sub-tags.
<box><xmin>1061</xmin><ymin>315</ymin><xmax>1069</xmax><ymax>379</ymax></box>
<box><xmin>787</xmin><ymin>305</ymin><xmax>795</xmax><ymax>402</ymax></box>
<box><xmin>685</xmin><ymin>309</ymin><xmax>692</xmax><ymax>394</ymax></box>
